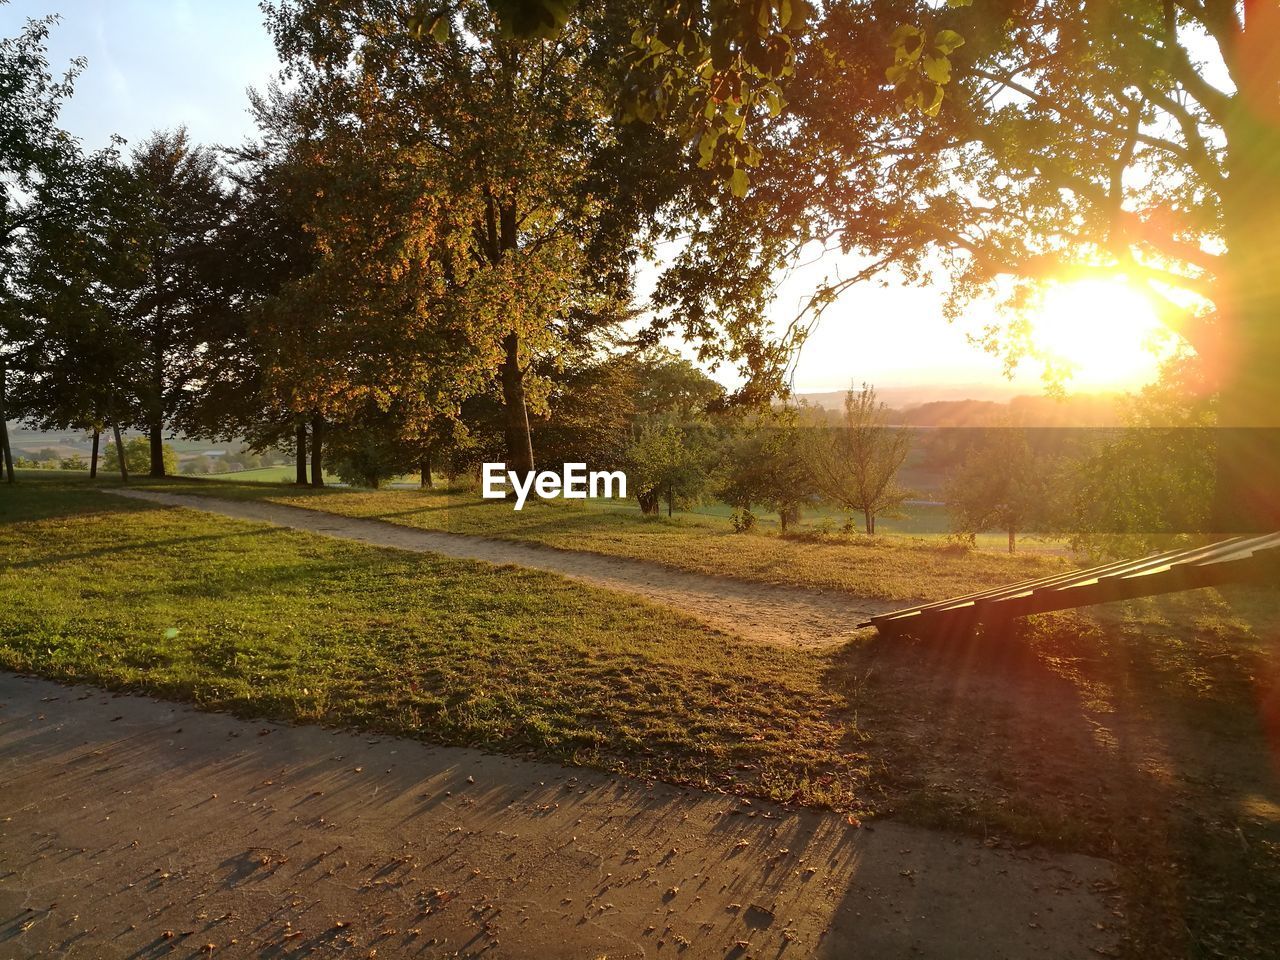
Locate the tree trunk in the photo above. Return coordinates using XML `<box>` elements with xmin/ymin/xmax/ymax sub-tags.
<box><xmin>310</xmin><ymin>413</ymin><xmax>324</xmax><ymax>487</ymax></box>
<box><xmin>493</xmin><ymin>199</ymin><xmax>536</xmax><ymax>477</ymax></box>
<box><xmin>667</xmin><ymin>484</ymin><xmax>673</xmax><ymax>517</ymax></box>
<box><xmin>1210</xmin><ymin>117</ymin><xmax>1280</xmax><ymax>532</ymax></box>
<box><xmin>1008</xmin><ymin>527</ymin><xmax>1016</xmax><ymax>554</ymax></box>
<box><xmin>0</xmin><ymin>364</ymin><xmax>13</xmax><ymax>485</ymax></box>
<box><xmin>112</xmin><ymin>422</ymin><xmax>128</xmax><ymax>481</ymax></box>
<box><xmin>864</xmin><ymin>509</ymin><xmax>874</xmax><ymax>535</ymax></box>
<box><xmin>148</xmin><ymin>420</ymin><xmax>165</xmax><ymax>477</ymax></box>
<box><xmin>295</xmin><ymin>423</ymin><xmax>308</xmax><ymax>485</ymax></box>
<box><xmin>499</xmin><ymin>331</ymin><xmax>535</xmax><ymax>477</ymax></box>
<box><xmin>420</xmin><ymin>455</ymin><xmax>433</xmax><ymax>489</ymax></box>
<box><xmin>90</xmin><ymin>428</ymin><xmax>100</xmax><ymax>479</ymax></box>
<box><xmin>637</xmin><ymin>490</ymin><xmax>659</xmax><ymax>515</ymax></box>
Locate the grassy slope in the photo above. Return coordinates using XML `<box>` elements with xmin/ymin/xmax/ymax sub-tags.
<box><xmin>2</xmin><ymin>475</ymin><xmax>1279</xmax><ymax>957</ymax></box>
<box><xmin>141</xmin><ymin>477</ymin><xmax>1067</xmax><ymax>603</ymax></box>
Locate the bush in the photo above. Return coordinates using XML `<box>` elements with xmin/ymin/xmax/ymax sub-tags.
<box><xmin>103</xmin><ymin>437</ymin><xmax>178</xmax><ymax>475</ymax></box>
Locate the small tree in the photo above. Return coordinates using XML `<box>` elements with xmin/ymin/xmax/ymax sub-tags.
<box><xmin>626</xmin><ymin>417</ymin><xmax>716</xmax><ymax>517</ymax></box>
<box><xmin>719</xmin><ymin>410</ymin><xmax>816</xmax><ymax>533</ymax></box>
<box><xmin>1057</xmin><ymin>359</ymin><xmax>1215</xmax><ymax>558</ymax></box>
<box><xmin>801</xmin><ymin>385</ymin><xmax>910</xmax><ymax>535</ymax></box>
<box><xmin>104</xmin><ymin>436</ymin><xmax>175</xmax><ymax>477</ymax></box>
<box><xmin>945</xmin><ymin>425</ymin><xmax>1046</xmax><ymax>553</ymax></box>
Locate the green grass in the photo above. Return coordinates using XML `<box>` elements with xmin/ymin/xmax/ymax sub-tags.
<box><xmin>2</xmin><ymin>473</ymin><xmax>1279</xmax><ymax>957</ymax></box>
<box><xmin>191</xmin><ymin>464</ymin><xmax>318</xmax><ymax>483</ymax></box>
<box><xmin>0</xmin><ymin>476</ymin><xmax>866</xmax><ymax>806</ymax></box>
<box><xmin>141</xmin><ymin>476</ymin><xmax>1068</xmax><ymax>603</ymax></box>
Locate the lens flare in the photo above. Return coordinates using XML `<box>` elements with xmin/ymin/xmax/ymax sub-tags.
<box><xmin>1031</xmin><ymin>278</ymin><xmax>1173</xmax><ymax>388</ymax></box>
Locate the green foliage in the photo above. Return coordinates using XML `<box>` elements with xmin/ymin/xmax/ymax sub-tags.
<box><xmin>1058</xmin><ymin>362</ymin><xmax>1216</xmax><ymax>558</ymax></box>
<box><xmin>330</xmin><ymin>440</ymin><xmax>413</xmax><ymax>489</ymax></box>
<box><xmin>631</xmin><ymin>348</ymin><xmax>726</xmax><ymax>418</ymax></box>
<box><xmin>885</xmin><ymin>22</ymin><xmax>964</xmax><ymax>116</ymax></box>
<box><xmin>718</xmin><ymin>408</ymin><xmax>816</xmax><ymax>532</ymax></box>
<box><xmin>12</xmin><ymin>145</ymin><xmax>142</xmax><ymax>436</ymax></box>
<box><xmin>103</xmin><ymin>437</ymin><xmax>177</xmax><ymax>476</ymax></box>
<box><xmin>0</xmin><ymin>11</ymin><xmax>82</xmax><ymax>304</ymax></box>
<box><xmin>625</xmin><ymin>415</ymin><xmax>718</xmax><ymax>516</ymax></box>
<box><xmin>800</xmin><ymin>385</ymin><xmax>911</xmax><ymax>535</ymax></box>
<box><xmin>621</xmin><ymin>0</ymin><xmax>810</xmax><ymax>191</ymax></box>
<box><xmin>944</xmin><ymin>423</ymin><xmax>1048</xmax><ymax>553</ymax></box>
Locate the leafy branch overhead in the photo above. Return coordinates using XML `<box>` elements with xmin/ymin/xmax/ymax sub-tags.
<box><xmin>621</xmin><ymin>1</ymin><xmax>810</xmax><ymax>196</ymax></box>
<box><xmin>411</xmin><ymin>1</ymin><xmax>810</xmax><ymax>198</ymax></box>
<box><xmin>885</xmin><ymin>14</ymin><xmax>965</xmax><ymax>117</ymax></box>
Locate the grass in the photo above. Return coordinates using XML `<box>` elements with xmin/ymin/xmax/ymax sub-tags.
<box><xmin>0</xmin><ymin>476</ymin><xmax>866</xmax><ymax>806</ymax></box>
<box><xmin>192</xmin><ymin>464</ymin><xmax>304</xmax><ymax>483</ymax></box>
<box><xmin>2</xmin><ymin>473</ymin><xmax>1279</xmax><ymax>957</ymax></box>
<box><xmin>140</xmin><ymin>475</ymin><xmax>1068</xmax><ymax>603</ymax></box>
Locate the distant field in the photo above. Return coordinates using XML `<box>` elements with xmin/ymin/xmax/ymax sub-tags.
<box><xmin>199</xmin><ymin>464</ymin><xmax>312</xmax><ymax>483</ymax></box>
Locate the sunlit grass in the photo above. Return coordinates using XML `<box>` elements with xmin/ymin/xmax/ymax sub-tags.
<box><xmin>139</xmin><ymin>475</ymin><xmax>1069</xmax><ymax>602</ymax></box>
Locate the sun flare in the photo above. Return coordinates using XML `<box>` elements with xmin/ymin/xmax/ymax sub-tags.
<box><xmin>1029</xmin><ymin>278</ymin><xmax>1175</xmax><ymax>389</ymax></box>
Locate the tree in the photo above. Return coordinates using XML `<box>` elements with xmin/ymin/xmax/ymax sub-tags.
<box><xmin>104</xmin><ymin>436</ymin><xmax>176</xmax><ymax>477</ymax></box>
<box><xmin>12</xmin><ymin>145</ymin><xmax>144</xmax><ymax>481</ymax></box>
<box><xmin>718</xmin><ymin>408</ymin><xmax>816</xmax><ymax>532</ymax></box>
<box><xmin>0</xmin><ymin>10</ymin><xmax>83</xmax><ymax>484</ymax></box>
<box><xmin>625</xmin><ymin>414</ymin><xmax>717</xmax><ymax>516</ymax></box>
<box><xmin>1058</xmin><ymin>357</ymin><xmax>1216</xmax><ymax>559</ymax></box>
<box><xmin>847</xmin><ymin>1</ymin><xmax>1280</xmax><ymax>531</ymax></box>
<box><xmin>802</xmin><ymin>384</ymin><xmax>910</xmax><ymax>534</ymax></box>
<box><xmin>944</xmin><ymin>422</ymin><xmax>1046</xmax><ymax>553</ymax></box>
<box><xmin>172</xmin><ymin>127</ymin><xmax>325</xmax><ymax>489</ymax></box>
<box><xmin>124</xmin><ymin>130</ymin><xmax>230</xmax><ymax>478</ymax></box>
<box><xmin>265</xmin><ymin>0</ymin><xmax>670</xmax><ymax>478</ymax></box>
<box><xmin>326</xmin><ymin>401</ymin><xmax>427</xmax><ymax>489</ymax></box>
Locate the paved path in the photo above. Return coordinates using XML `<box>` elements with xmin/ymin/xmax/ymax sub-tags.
<box><xmin>0</xmin><ymin>674</ymin><xmax>1118</xmax><ymax>959</ymax></box>
<box><xmin>108</xmin><ymin>489</ymin><xmax>900</xmax><ymax>648</ymax></box>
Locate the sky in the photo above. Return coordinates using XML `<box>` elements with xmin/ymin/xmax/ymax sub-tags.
<box><xmin>2</xmin><ymin>0</ymin><xmax>1127</xmax><ymax>402</ymax></box>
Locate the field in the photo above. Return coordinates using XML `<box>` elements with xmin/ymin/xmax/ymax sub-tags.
<box><xmin>2</xmin><ymin>473</ymin><xmax>1279</xmax><ymax>957</ymax></box>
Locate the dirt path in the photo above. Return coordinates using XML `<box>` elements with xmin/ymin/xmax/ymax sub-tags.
<box><xmin>108</xmin><ymin>489</ymin><xmax>900</xmax><ymax>648</ymax></box>
<box><xmin>0</xmin><ymin>673</ymin><xmax>1118</xmax><ymax>959</ymax></box>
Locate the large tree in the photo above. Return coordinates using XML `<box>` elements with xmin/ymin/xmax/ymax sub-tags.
<box><xmin>848</xmin><ymin>0</ymin><xmax>1280</xmax><ymax>531</ymax></box>
<box><xmin>12</xmin><ymin>145</ymin><xmax>144</xmax><ymax>479</ymax></box>
<box><xmin>124</xmin><ymin>130</ymin><xmax>230</xmax><ymax>477</ymax></box>
<box><xmin>265</xmin><ymin>0</ymin><xmax>676</xmax><ymax>475</ymax></box>
<box><xmin>173</xmin><ymin>121</ymin><xmax>324</xmax><ymax>486</ymax></box>
<box><xmin>0</xmin><ymin>9</ymin><xmax>83</xmax><ymax>483</ymax></box>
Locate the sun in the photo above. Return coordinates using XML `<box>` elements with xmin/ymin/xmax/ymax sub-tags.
<box><xmin>1029</xmin><ymin>278</ymin><xmax>1174</xmax><ymax>389</ymax></box>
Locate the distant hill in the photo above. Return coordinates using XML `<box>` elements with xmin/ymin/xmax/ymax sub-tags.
<box><xmin>795</xmin><ymin>383</ymin><xmax>1025</xmax><ymax>411</ymax></box>
<box><xmin>4</xmin><ymin>423</ymin><xmax>244</xmax><ymax>459</ymax></box>
<box><xmin>795</xmin><ymin>390</ymin><xmax>1128</xmax><ymax>427</ymax></box>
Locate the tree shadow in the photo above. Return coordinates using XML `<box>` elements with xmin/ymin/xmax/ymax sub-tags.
<box><xmin>817</xmin><ymin>586</ymin><xmax>1280</xmax><ymax>957</ymax></box>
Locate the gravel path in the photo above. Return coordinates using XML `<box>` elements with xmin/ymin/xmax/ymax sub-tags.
<box><xmin>108</xmin><ymin>489</ymin><xmax>900</xmax><ymax>648</ymax></box>
<box><xmin>0</xmin><ymin>673</ymin><xmax>1118</xmax><ymax>959</ymax></box>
